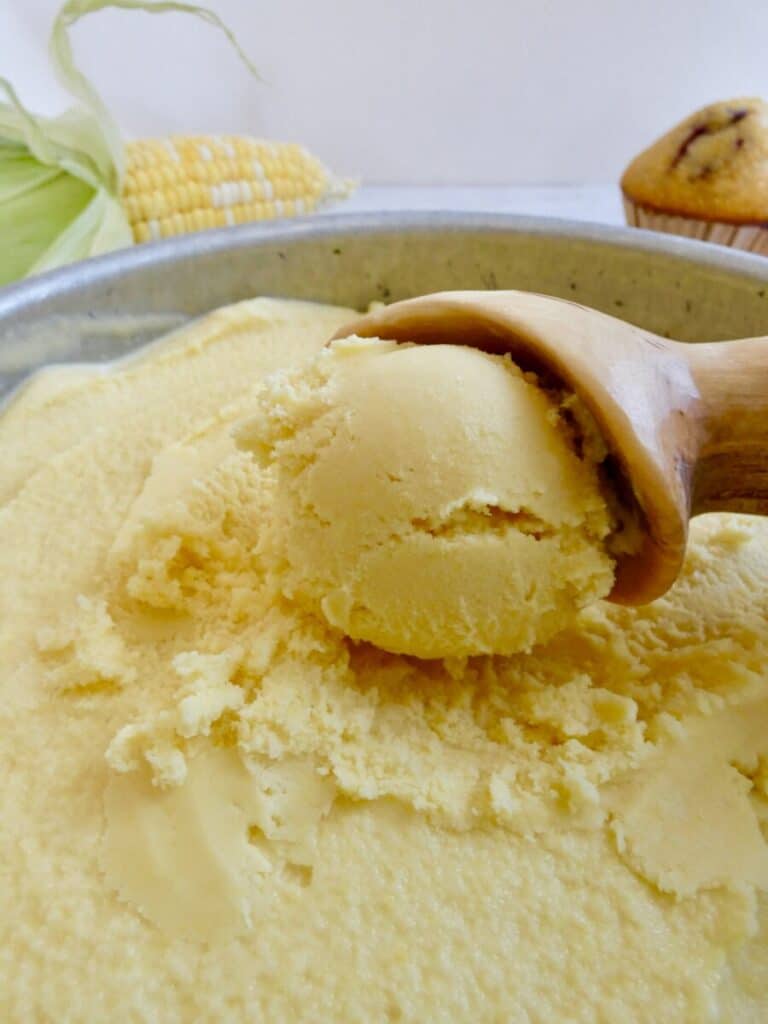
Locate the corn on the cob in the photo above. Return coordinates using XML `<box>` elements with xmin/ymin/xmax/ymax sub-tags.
<box><xmin>122</xmin><ymin>135</ymin><xmax>355</xmax><ymax>243</ymax></box>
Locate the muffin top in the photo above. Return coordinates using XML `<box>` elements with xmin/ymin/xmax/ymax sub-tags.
<box><xmin>621</xmin><ymin>97</ymin><xmax>768</xmax><ymax>223</ymax></box>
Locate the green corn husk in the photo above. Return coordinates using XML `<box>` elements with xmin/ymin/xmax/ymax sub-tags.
<box><xmin>0</xmin><ymin>0</ymin><xmax>260</xmax><ymax>287</ymax></box>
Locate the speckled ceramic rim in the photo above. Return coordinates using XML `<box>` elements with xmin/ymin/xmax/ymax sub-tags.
<box><xmin>624</xmin><ymin>199</ymin><xmax>768</xmax><ymax>257</ymax></box>
<box><xmin>2</xmin><ymin>210</ymin><xmax>768</xmax><ymax>326</ymax></box>
<box><xmin>2</xmin><ymin>209</ymin><xmax>768</xmax><ymax>409</ymax></box>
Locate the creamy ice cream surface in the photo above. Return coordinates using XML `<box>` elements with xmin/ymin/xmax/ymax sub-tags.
<box><xmin>236</xmin><ymin>337</ymin><xmax>619</xmax><ymax>657</ymax></box>
<box><xmin>2</xmin><ymin>296</ymin><xmax>768</xmax><ymax>1021</ymax></box>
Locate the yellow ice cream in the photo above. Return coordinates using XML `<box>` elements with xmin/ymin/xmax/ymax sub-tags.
<box><xmin>237</xmin><ymin>337</ymin><xmax>618</xmax><ymax>657</ymax></box>
<box><xmin>1</xmin><ymin>297</ymin><xmax>768</xmax><ymax>1021</ymax></box>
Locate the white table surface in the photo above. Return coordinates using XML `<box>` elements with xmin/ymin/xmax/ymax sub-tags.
<box><xmin>322</xmin><ymin>184</ymin><xmax>624</xmax><ymax>226</ymax></box>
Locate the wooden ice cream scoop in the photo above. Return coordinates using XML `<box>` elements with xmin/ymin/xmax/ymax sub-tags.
<box><xmin>334</xmin><ymin>290</ymin><xmax>768</xmax><ymax>605</ymax></box>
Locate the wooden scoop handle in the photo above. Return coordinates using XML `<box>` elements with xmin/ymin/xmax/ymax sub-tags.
<box><xmin>684</xmin><ymin>337</ymin><xmax>768</xmax><ymax>515</ymax></box>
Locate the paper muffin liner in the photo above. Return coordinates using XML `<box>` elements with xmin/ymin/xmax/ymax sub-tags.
<box><xmin>623</xmin><ymin>198</ymin><xmax>768</xmax><ymax>256</ymax></box>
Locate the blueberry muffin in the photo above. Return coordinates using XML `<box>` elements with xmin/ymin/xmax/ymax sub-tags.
<box><xmin>621</xmin><ymin>97</ymin><xmax>768</xmax><ymax>254</ymax></box>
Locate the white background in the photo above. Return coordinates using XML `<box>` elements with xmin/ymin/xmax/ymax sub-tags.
<box><xmin>2</xmin><ymin>0</ymin><xmax>768</xmax><ymax>186</ymax></box>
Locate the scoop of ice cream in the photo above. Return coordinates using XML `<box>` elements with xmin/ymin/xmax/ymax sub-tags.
<box><xmin>237</xmin><ymin>337</ymin><xmax>618</xmax><ymax>658</ymax></box>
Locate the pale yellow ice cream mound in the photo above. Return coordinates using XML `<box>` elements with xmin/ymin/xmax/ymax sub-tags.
<box><xmin>2</xmin><ymin>298</ymin><xmax>768</xmax><ymax>1021</ymax></box>
<box><xmin>236</xmin><ymin>336</ymin><xmax>620</xmax><ymax>658</ymax></box>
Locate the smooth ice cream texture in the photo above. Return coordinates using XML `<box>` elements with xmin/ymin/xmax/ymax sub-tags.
<box><xmin>2</xmin><ymin>297</ymin><xmax>768</xmax><ymax>1021</ymax></box>
<box><xmin>237</xmin><ymin>337</ymin><xmax>618</xmax><ymax>657</ymax></box>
